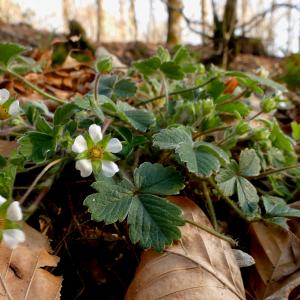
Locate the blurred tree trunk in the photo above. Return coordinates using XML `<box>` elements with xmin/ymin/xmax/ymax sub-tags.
<box><xmin>62</xmin><ymin>0</ymin><xmax>72</xmax><ymax>32</ymax></box>
<box><xmin>96</xmin><ymin>0</ymin><xmax>105</xmax><ymax>43</ymax></box>
<box><xmin>286</xmin><ymin>0</ymin><xmax>292</xmax><ymax>53</ymax></box>
<box><xmin>241</xmin><ymin>0</ymin><xmax>248</xmax><ymax>36</ymax></box>
<box><xmin>267</xmin><ymin>0</ymin><xmax>276</xmax><ymax>53</ymax></box>
<box><xmin>201</xmin><ymin>0</ymin><xmax>208</xmax><ymax>44</ymax></box>
<box><xmin>129</xmin><ymin>0</ymin><xmax>138</xmax><ymax>41</ymax></box>
<box><xmin>166</xmin><ymin>0</ymin><xmax>182</xmax><ymax>46</ymax></box>
<box><xmin>119</xmin><ymin>0</ymin><xmax>126</xmax><ymax>40</ymax></box>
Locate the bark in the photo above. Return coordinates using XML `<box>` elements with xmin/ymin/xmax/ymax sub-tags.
<box><xmin>96</xmin><ymin>0</ymin><xmax>105</xmax><ymax>43</ymax></box>
<box><xmin>62</xmin><ymin>0</ymin><xmax>72</xmax><ymax>33</ymax></box>
<box><xmin>166</xmin><ymin>0</ymin><xmax>182</xmax><ymax>46</ymax></box>
<box><xmin>119</xmin><ymin>0</ymin><xmax>126</xmax><ymax>40</ymax></box>
<box><xmin>129</xmin><ymin>0</ymin><xmax>138</xmax><ymax>41</ymax></box>
<box><xmin>201</xmin><ymin>0</ymin><xmax>208</xmax><ymax>44</ymax></box>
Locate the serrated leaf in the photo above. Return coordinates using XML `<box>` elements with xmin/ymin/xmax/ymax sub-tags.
<box><xmin>133</xmin><ymin>57</ymin><xmax>161</xmax><ymax>76</ymax></box>
<box><xmin>176</xmin><ymin>143</ymin><xmax>220</xmax><ymax>177</ymax></box>
<box><xmin>134</xmin><ymin>162</ymin><xmax>184</xmax><ymax>195</ymax></box>
<box><xmin>35</xmin><ymin>114</ymin><xmax>53</xmax><ymax>135</ymax></box>
<box><xmin>114</xmin><ymin>78</ymin><xmax>137</xmax><ymax>97</ymax></box>
<box><xmin>153</xmin><ymin>127</ymin><xmax>193</xmax><ymax>150</ymax></box>
<box><xmin>128</xmin><ymin>194</ymin><xmax>184</xmax><ymax>251</ymax></box>
<box><xmin>270</xmin><ymin>121</ymin><xmax>294</xmax><ymax>153</ymax></box>
<box><xmin>236</xmin><ymin>177</ymin><xmax>259</xmax><ymax>214</ymax></box>
<box><xmin>98</xmin><ymin>75</ymin><xmax>117</xmax><ymax>97</ymax></box>
<box><xmin>95</xmin><ymin>56</ymin><xmax>112</xmax><ymax>73</ymax></box>
<box><xmin>53</xmin><ymin>102</ymin><xmax>79</xmax><ymax>125</ymax></box>
<box><xmin>196</xmin><ymin>142</ymin><xmax>230</xmax><ymax>164</ymax></box>
<box><xmin>18</xmin><ymin>132</ymin><xmax>54</xmax><ymax>163</ymax></box>
<box><xmin>173</xmin><ymin>46</ymin><xmax>190</xmax><ymax>65</ymax></box>
<box><xmin>0</xmin><ymin>164</ymin><xmax>16</xmax><ymax>199</ymax></box>
<box><xmin>160</xmin><ymin>62</ymin><xmax>184</xmax><ymax>80</ymax></box>
<box><xmin>239</xmin><ymin>149</ymin><xmax>261</xmax><ymax>176</ymax></box>
<box><xmin>156</xmin><ymin>47</ymin><xmax>170</xmax><ymax>62</ymax></box>
<box><xmin>84</xmin><ymin>180</ymin><xmax>133</xmax><ymax>224</ymax></box>
<box><xmin>0</xmin><ymin>43</ymin><xmax>27</xmax><ymax>67</ymax></box>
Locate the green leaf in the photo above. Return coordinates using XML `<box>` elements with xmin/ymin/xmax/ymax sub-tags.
<box><xmin>239</xmin><ymin>149</ymin><xmax>261</xmax><ymax>176</ymax></box>
<box><xmin>156</xmin><ymin>47</ymin><xmax>170</xmax><ymax>62</ymax></box>
<box><xmin>95</xmin><ymin>56</ymin><xmax>112</xmax><ymax>73</ymax></box>
<box><xmin>160</xmin><ymin>62</ymin><xmax>184</xmax><ymax>80</ymax></box>
<box><xmin>18</xmin><ymin>132</ymin><xmax>54</xmax><ymax>163</ymax></box>
<box><xmin>35</xmin><ymin>114</ymin><xmax>53</xmax><ymax>135</ymax></box>
<box><xmin>54</xmin><ymin>102</ymin><xmax>79</xmax><ymax>125</ymax></box>
<box><xmin>114</xmin><ymin>78</ymin><xmax>137</xmax><ymax>97</ymax></box>
<box><xmin>128</xmin><ymin>194</ymin><xmax>184</xmax><ymax>251</ymax></box>
<box><xmin>0</xmin><ymin>164</ymin><xmax>16</xmax><ymax>199</ymax></box>
<box><xmin>195</xmin><ymin>142</ymin><xmax>230</xmax><ymax>164</ymax></box>
<box><xmin>176</xmin><ymin>143</ymin><xmax>220</xmax><ymax>177</ymax></box>
<box><xmin>291</xmin><ymin>121</ymin><xmax>300</xmax><ymax>140</ymax></box>
<box><xmin>134</xmin><ymin>162</ymin><xmax>184</xmax><ymax>195</ymax></box>
<box><xmin>173</xmin><ymin>46</ymin><xmax>190</xmax><ymax>65</ymax></box>
<box><xmin>133</xmin><ymin>57</ymin><xmax>161</xmax><ymax>76</ymax></box>
<box><xmin>84</xmin><ymin>180</ymin><xmax>133</xmax><ymax>224</ymax></box>
<box><xmin>98</xmin><ymin>75</ymin><xmax>117</xmax><ymax>97</ymax></box>
<box><xmin>117</xmin><ymin>102</ymin><xmax>155</xmax><ymax>132</ymax></box>
<box><xmin>153</xmin><ymin>127</ymin><xmax>193</xmax><ymax>150</ymax></box>
<box><xmin>270</xmin><ymin>121</ymin><xmax>294</xmax><ymax>153</ymax></box>
<box><xmin>0</xmin><ymin>43</ymin><xmax>27</xmax><ymax>67</ymax></box>
<box><xmin>236</xmin><ymin>177</ymin><xmax>259</xmax><ymax>214</ymax></box>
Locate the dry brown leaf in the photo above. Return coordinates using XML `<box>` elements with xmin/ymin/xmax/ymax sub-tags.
<box><xmin>247</xmin><ymin>201</ymin><xmax>300</xmax><ymax>300</ymax></box>
<box><xmin>126</xmin><ymin>196</ymin><xmax>245</xmax><ymax>300</ymax></box>
<box><xmin>0</xmin><ymin>140</ymin><xmax>17</xmax><ymax>157</ymax></box>
<box><xmin>0</xmin><ymin>223</ymin><xmax>62</xmax><ymax>300</ymax></box>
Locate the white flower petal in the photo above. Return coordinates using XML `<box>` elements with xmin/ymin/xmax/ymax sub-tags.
<box><xmin>2</xmin><ymin>229</ymin><xmax>25</xmax><ymax>249</ymax></box>
<box><xmin>0</xmin><ymin>195</ymin><xmax>7</xmax><ymax>206</ymax></box>
<box><xmin>89</xmin><ymin>124</ymin><xmax>103</xmax><ymax>143</ymax></box>
<box><xmin>75</xmin><ymin>159</ymin><xmax>93</xmax><ymax>177</ymax></box>
<box><xmin>8</xmin><ymin>100</ymin><xmax>21</xmax><ymax>116</ymax></box>
<box><xmin>106</xmin><ymin>138</ymin><xmax>122</xmax><ymax>153</ymax></box>
<box><xmin>101</xmin><ymin>160</ymin><xmax>119</xmax><ymax>177</ymax></box>
<box><xmin>6</xmin><ymin>201</ymin><xmax>23</xmax><ymax>221</ymax></box>
<box><xmin>72</xmin><ymin>135</ymin><xmax>88</xmax><ymax>153</ymax></box>
<box><xmin>0</xmin><ymin>89</ymin><xmax>9</xmax><ymax>104</ymax></box>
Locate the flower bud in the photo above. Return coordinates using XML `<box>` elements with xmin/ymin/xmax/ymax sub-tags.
<box><xmin>253</xmin><ymin>128</ymin><xmax>270</xmax><ymax>141</ymax></box>
<box><xmin>201</xmin><ymin>98</ymin><xmax>214</xmax><ymax>115</ymax></box>
<box><xmin>235</xmin><ymin>121</ymin><xmax>250</xmax><ymax>135</ymax></box>
<box><xmin>261</xmin><ymin>97</ymin><xmax>277</xmax><ymax>113</ymax></box>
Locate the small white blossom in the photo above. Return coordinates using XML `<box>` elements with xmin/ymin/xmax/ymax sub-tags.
<box><xmin>0</xmin><ymin>89</ymin><xmax>21</xmax><ymax>120</ymax></box>
<box><xmin>72</xmin><ymin>124</ymin><xmax>122</xmax><ymax>178</ymax></box>
<box><xmin>257</xmin><ymin>67</ymin><xmax>269</xmax><ymax>79</ymax></box>
<box><xmin>0</xmin><ymin>197</ymin><xmax>25</xmax><ymax>249</ymax></box>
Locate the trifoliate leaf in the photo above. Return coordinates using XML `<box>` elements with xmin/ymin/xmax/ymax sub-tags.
<box><xmin>176</xmin><ymin>143</ymin><xmax>220</xmax><ymax>177</ymax></box>
<box><xmin>53</xmin><ymin>102</ymin><xmax>79</xmax><ymax>126</ymax></box>
<box><xmin>239</xmin><ymin>149</ymin><xmax>261</xmax><ymax>176</ymax></box>
<box><xmin>153</xmin><ymin>127</ymin><xmax>193</xmax><ymax>150</ymax></box>
<box><xmin>156</xmin><ymin>47</ymin><xmax>170</xmax><ymax>62</ymax></box>
<box><xmin>128</xmin><ymin>194</ymin><xmax>184</xmax><ymax>251</ymax></box>
<box><xmin>98</xmin><ymin>75</ymin><xmax>117</xmax><ymax>97</ymax></box>
<box><xmin>195</xmin><ymin>142</ymin><xmax>230</xmax><ymax>165</ymax></box>
<box><xmin>160</xmin><ymin>62</ymin><xmax>185</xmax><ymax>80</ymax></box>
<box><xmin>134</xmin><ymin>162</ymin><xmax>184</xmax><ymax>195</ymax></box>
<box><xmin>84</xmin><ymin>180</ymin><xmax>134</xmax><ymax>224</ymax></box>
<box><xmin>35</xmin><ymin>114</ymin><xmax>53</xmax><ymax>135</ymax></box>
<box><xmin>0</xmin><ymin>43</ymin><xmax>27</xmax><ymax>67</ymax></box>
<box><xmin>173</xmin><ymin>46</ymin><xmax>190</xmax><ymax>65</ymax></box>
<box><xmin>216</xmin><ymin>161</ymin><xmax>239</xmax><ymax>196</ymax></box>
<box><xmin>114</xmin><ymin>78</ymin><xmax>137</xmax><ymax>97</ymax></box>
<box><xmin>133</xmin><ymin>57</ymin><xmax>161</xmax><ymax>76</ymax></box>
<box><xmin>270</xmin><ymin>121</ymin><xmax>294</xmax><ymax>153</ymax></box>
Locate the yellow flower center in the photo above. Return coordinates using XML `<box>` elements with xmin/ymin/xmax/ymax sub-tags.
<box><xmin>89</xmin><ymin>146</ymin><xmax>104</xmax><ymax>160</ymax></box>
<box><xmin>0</xmin><ymin>105</ymin><xmax>9</xmax><ymax>120</ymax></box>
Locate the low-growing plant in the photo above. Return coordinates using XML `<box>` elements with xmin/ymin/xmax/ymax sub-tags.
<box><xmin>0</xmin><ymin>43</ymin><xmax>300</xmax><ymax>251</ymax></box>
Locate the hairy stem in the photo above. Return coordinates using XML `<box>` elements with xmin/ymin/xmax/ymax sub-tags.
<box><xmin>216</xmin><ymin>88</ymin><xmax>248</xmax><ymax>108</ymax></box>
<box><xmin>202</xmin><ymin>181</ymin><xmax>218</xmax><ymax>230</ymax></box>
<box><xmin>137</xmin><ymin>76</ymin><xmax>218</xmax><ymax>106</ymax></box>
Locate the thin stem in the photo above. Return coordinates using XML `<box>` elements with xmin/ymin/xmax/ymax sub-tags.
<box><xmin>0</xmin><ymin>273</ymin><xmax>13</xmax><ymax>300</ymax></box>
<box><xmin>193</xmin><ymin>125</ymin><xmax>230</xmax><ymax>139</ymax></box>
<box><xmin>201</xmin><ymin>181</ymin><xmax>218</xmax><ymax>230</ymax></box>
<box><xmin>136</xmin><ymin>76</ymin><xmax>218</xmax><ymax>107</ymax></box>
<box><xmin>184</xmin><ymin>219</ymin><xmax>236</xmax><ymax>246</ymax></box>
<box><xmin>216</xmin><ymin>88</ymin><xmax>248</xmax><ymax>108</ymax></box>
<box><xmin>19</xmin><ymin>159</ymin><xmax>62</xmax><ymax>204</ymax></box>
<box><xmin>247</xmin><ymin>110</ymin><xmax>263</xmax><ymax>121</ymax></box>
<box><xmin>247</xmin><ymin>164</ymin><xmax>300</xmax><ymax>180</ymax></box>
<box><xmin>4</xmin><ymin>68</ymin><xmax>66</xmax><ymax>104</ymax></box>
<box><xmin>161</xmin><ymin>73</ymin><xmax>169</xmax><ymax>116</ymax></box>
<box><xmin>208</xmin><ymin>177</ymin><xmax>249</xmax><ymax>222</ymax></box>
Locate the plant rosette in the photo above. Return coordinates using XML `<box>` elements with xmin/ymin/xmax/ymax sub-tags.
<box><xmin>72</xmin><ymin>124</ymin><xmax>122</xmax><ymax>177</ymax></box>
<box><xmin>0</xmin><ymin>195</ymin><xmax>25</xmax><ymax>249</ymax></box>
<box><xmin>0</xmin><ymin>88</ymin><xmax>21</xmax><ymax>120</ymax></box>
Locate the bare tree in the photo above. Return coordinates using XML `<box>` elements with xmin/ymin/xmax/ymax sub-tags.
<box><xmin>96</xmin><ymin>0</ymin><xmax>105</xmax><ymax>43</ymax></box>
<box><xmin>166</xmin><ymin>0</ymin><xmax>182</xmax><ymax>46</ymax></box>
<box><xmin>62</xmin><ymin>0</ymin><xmax>72</xmax><ymax>32</ymax></box>
<box><xmin>119</xmin><ymin>0</ymin><xmax>126</xmax><ymax>40</ymax></box>
<box><xmin>129</xmin><ymin>0</ymin><xmax>138</xmax><ymax>41</ymax></box>
<box><xmin>286</xmin><ymin>0</ymin><xmax>293</xmax><ymax>53</ymax></box>
<box><xmin>201</xmin><ymin>0</ymin><xmax>208</xmax><ymax>44</ymax></box>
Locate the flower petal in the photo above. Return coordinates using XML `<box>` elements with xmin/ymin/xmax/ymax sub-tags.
<box><xmin>0</xmin><ymin>195</ymin><xmax>7</xmax><ymax>206</ymax></box>
<box><xmin>89</xmin><ymin>124</ymin><xmax>102</xmax><ymax>143</ymax></box>
<box><xmin>2</xmin><ymin>229</ymin><xmax>25</xmax><ymax>249</ymax></box>
<box><xmin>72</xmin><ymin>135</ymin><xmax>88</xmax><ymax>153</ymax></box>
<box><xmin>75</xmin><ymin>159</ymin><xmax>93</xmax><ymax>177</ymax></box>
<box><xmin>8</xmin><ymin>100</ymin><xmax>21</xmax><ymax>116</ymax></box>
<box><xmin>106</xmin><ymin>138</ymin><xmax>122</xmax><ymax>153</ymax></box>
<box><xmin>101</xmin><ymin>160</ymin><xmax>119</xmax><ymax>177</ymax></box>
<box><xmin>6</xmin><ymin>201</ymin><xmax>23</xmax><ymax>221</ymax></box>
<box><xmin>0</xmin><ymin>89</ymin><xmax>9</xmax><ymax>104</ymax></box>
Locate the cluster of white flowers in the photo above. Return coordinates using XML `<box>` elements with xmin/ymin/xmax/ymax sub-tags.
<box><xmin>72</xmin><ymin>124</ymin><xmax>122</xmax><ymax>177</ymax></box>
<box><xmin>0</xmin><ymin>89</ymin><xmax>20</xmax><ymax>120</ymax></box>
<box><xmin>0</xmin><ymin>196</ymin><xmax>25</xmax><ymax>249</ymax></box>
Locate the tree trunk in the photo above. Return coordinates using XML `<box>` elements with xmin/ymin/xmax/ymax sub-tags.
<box><xmin>119</xmin><ymin>0</ymin><xmax>126</xmax><ymax>40</ymax></box>
<box><xmin>241</xmin><ymin>0</ymin><xmax>248</xmax><ymax>36</ymax></box>
<box><xmin>96</xmin><ymin>0</ymin><xmax>105</xmax><ymax>43</ymax></box>
<box><xmin>286</xmin><ymin>0</ymin><xmax>292</xmax><ymax>53</ymax></box>
<box><xmin>62</xmin><ymin>0</ymin><xmax>72</xmax><ymax>33</ymax></box>
<box><xmin>166</xmin><ymin>0</ymin><xmax>182</xmax><ymax>46</ymax></box>
<box><xmin>129</xmin><ymin>0</ymin><xmax>138</xmax><ymax>41</ymax></box>
<box><xmin>201</xmin><ymin>0</ymin><xmax>208</xmax><ymax>44</ymax></box>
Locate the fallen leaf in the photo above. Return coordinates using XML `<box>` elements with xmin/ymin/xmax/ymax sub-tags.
<box><xmin>126</xmin><ymin>196</ymin><xmax>245</xmax><ymax>300</ymax></box>
<box><xmin>0</xmin><ymin>140</ymin><xmax>17</xmax><ymax>157</ymax></box>
<box><xmin>247</xmin><ymin>201</ymin><xmax>300</xmax><ymax>300</ymax></box>
<box><xmin>0</xmin><ymin>223</ymin><xmax>62</xmax><ymax>300</ymax></box>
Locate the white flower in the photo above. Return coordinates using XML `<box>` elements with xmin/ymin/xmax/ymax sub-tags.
<box><xmin>72</xmin><ymin>124</ymin><xmax>122</xmax><ymax>178</ymax></box>
<box><xmin>0</xmin><ymin>197</ymin><xmax>25</xmax><ymax>249</ymax></box>
<box><xmin>0</xmin><ymin>89</ymin><xmax>21</xmax><ymax>120</ymax></box>
<box><xmin>257</xmin><ymin>67</ymin><xmax>269</xmax><ymax>79</ymax></box>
